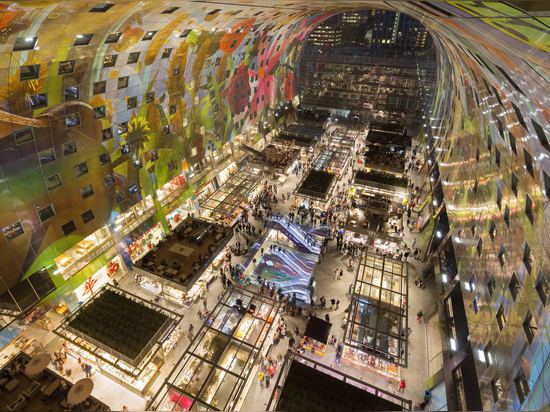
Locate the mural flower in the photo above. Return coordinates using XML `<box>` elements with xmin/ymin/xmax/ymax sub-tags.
<box><xmin>283</xmin><ymin>69</ymin><xmax>295</xmax><ymax>102</ymax></box>
<box><xmin>219</xmin><ymin>18</ymin><xmax>256</xmax><ymax>54</ymax></box>
<box><xmin>225</xmin><ymin>63</ymin><xmax>250</xmax><ymax>115</ymax></box>
<box><xmin>114</xmin><ymin>25</ymin><xmax>144</xmax><ymax>52</ymax></box>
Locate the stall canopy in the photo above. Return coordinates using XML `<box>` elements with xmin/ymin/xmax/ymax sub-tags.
<box><xmin>305</xmin><ymin>316</ymin><xmax>332</xmax><ymax>345</ymax></box>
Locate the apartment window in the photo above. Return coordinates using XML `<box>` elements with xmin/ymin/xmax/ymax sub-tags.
<box><xmin>103</xmin><ymin>55</ymin><xmax>117</xmax><ymax>68</ymax></box>
<box><xmin>489</xmin><ymin>221</ymin><xmax>496</xmax><ymax>241</ymax></box>
<box><xmin>206</xmin><ymin>9</ymin><xmax>221</xmax><ymax>16</ymax></box>
<box><xmin>487</xmin><ymin>134</ymin><xmax>492</xmax><ymax>151</ymax></box>
<box><xmin>90</xmin><ymin>3</ymin><xmax>113</xmax><ymax>12</ymax></box>
<box><xmin>64</xmin><ymin>86</ymin><xmax>79</xmax><ymax>101</ymax></box>
<box><xmin>536</xmin><ymin>274</ymin><xmax>549</xmax><ymax>305</ymax></box>
<box><xmin>142</xmin><ymin>31</ymin><xmax>157</xmax><ymax>41</ymax></box>
<box><xmin>525</xmin><ymin>194</ymin><xmax>534</xmax><ymax>224</ymax></box>
<box><xmin>62</xmin><ymin>220</ymin><xmax>77</xmax><ymax>236</ymax></box>
<box><xmin>81</xmin><ymin>209</ymin><xmax>95</xmax><ymax>224</ymax></box>
<box><xmin>483</xmin><ymin>341</ymin><xmax>493</xmax><ymax>367</ymax></box>
<box><xmin>162</xmin><ymin>6</ymin><xmax>179</xmax><ymax>14</ymax></box>
<box><xmin>13</xmin><ymin>127</ymin><xmax>33</xmax><ymax>145</ymax></box>
<box><xmin>46</xmin><ymin>174</ymin><xmax>62</xmax><ymax>191</ymax></box>
<box><xmin>117</xmin><ymin>76</ymin><xmax>129</xmax><ymax>89</ymax></box>
<box><xmin>508</xmin><ymin>131</ymin><xmax>517</xmax><ymax>155</ymax></box>
<box><xmin>495</xmin><ymin>149</ymin><xmax>500</xmax><ymax>168</ymax></box>
<box><xmin>127</xmin><ymin>96</ymin><xmax>137</xmax><ymax>109</ymax></box>
<box><xmin>29</xmin><ymin>93</ymin><xmax>47</xmax><ymax>110</ymax></box>
<box><xmin>503</xmin><ymin>205</ymin><xmax>510</xmax><ymax>227</ymax></box>
<box><xmin>496</xmin><ymin>304</ymin><xmax>506</xmax><ymax>331</ymax></box>
<box><xmin>145</xmin><ymin>92</ymin><xmax>155</xmax><ymax>103</ymax></box>
<box><xmin>487</xmin><ymin>276</ymin><xmax>496</xmax><ymax>297</ymax></box>
<box><xmin>476</xmin><ymin>239</ymin><xmax>483</xmax><ymax>257</ymax></box>
<box><xmin>509</xmin><ymin>273</ymin><xmax>520</xmax><ymax>300</ymax></box>
<box><xmin>104</xmin><ymin>174</ymin><xmax>115</xmax><ymax>188</ymax></box>
<box><xmin>511</xmin><ymin>172</ymin><xmax>518</xmax><ymax>196</ymax></box>
<box><xmin>515</xmin><ymin>370</ymin><xmax>530</xmax><ymax>404</ymax></box>
<box><xmin>38</xmin><ymin>205</ymin><xmax>55</xmax><ymax>222</ymax></box>
<box><xmin>491</xmin><ymin>376</ymin><xmax>503</xmax><ymax>403</ymax></box>
<box><xmin>161</xmin><ymin>48</ymin><xmax>172</xmax><ymax>59</ymax></box>
<box><xmin>127</xmin><ymin>52</ymin><xmax>140</xmax><ymax>64</ymax></box>
<box><xmin>523</xmin><ymin>312</ymin><xmax>537</xmax><ymax>344</ymax></box>
<box><xmin>58</xmin><ymin>60</ymin><xmax>75</xmax><ymax>74</ymax></box>
<box><xmin>80</xmin><ymin>184</ymin><xmax>94</xmax><ymax>199</ymax></box>
<box><xmin>532</xmin><ymin>119</ymin><xmax>550</xmax><ymax>151</ymax></box>
<box><xmin>2</xmin><ymin>222</ymin><xmax>24</xmax><ymax>241</ymax></box>
<box><xmin>65</xmin><ymin>113</ymin><xmax>80</xmax><ymax>128</ymax></box>
<box><xmin>20</xmin><ymin>65</ymin><xmax>40</xmax><ymax>80</ymax></box>
<box><xmin>105</xmin><ymin>32</ymin><xmax>122</xmax><ymax>44</ymax></box>
<box><xmin>523</xmin><ymin>243</ymin><xmax>532</xmax><ymax>273</ymax></box>
<box><xmin>102</xmin><ymin>128</ymin><xmax>113</xmax><ymax>141</ymax></box>
<box><xmin>74</xmin><ymin>33</ymin><xmax>93</xmax><ymax>46</ymax></box>
<box><xmin>180</xmin><ymin>29</ymin><xmax>191</xmax><ymax>38</ymax></box>
<box><xmin>99</xmin><ymin>153</ymin><xmax>110</xmax><ymax>165</ymax></box>
<box><xmin>173</xmin><ymin>68</ymin><xmax>180</xmax><ymax>76</ymax></box>
<box><xmin>93</xmin><ymin>81</ymin><xmax>106</xmax><ymax>95</ymax></box>
<box><xmin>496</xmin><ymin>186</ymin><xmax>502</xmax><ymax>210</ymax></box>
<box><xmin>62</xmin><ymin>141</ymin><xmax>77</xmax><ymax>156</ymax></box>
<box><xmin>38</xmin><ymin>148</ymin><xmax>56</xmax><ymax>165</ymax></box>
<box><xmin>74</xmin><ymin>162</ymin><xmax>89</xmax><ymax>177</ymax></box>
<box><xmin>118</xmin><ymin>122</ymin><xmax>128</xmax><ymax>134</ymax></box>
<box><xmin>169</xmin><ymin>104</ymin><xmax>176</xmax><ymax>114</ymax></box>
<box><xmin>13</xmin><ymin>36</ymin><xmax>37</xmax><ymax>51</ymax></box>
<box><xmin>498</xmin><ymin>245</ymin><xmax>506</xmax><ymax>267</ymax></box>
<box><xmin>524</xmin><ymin>148</ymin><xmax>534</xmax><ymax>177</ymax></box>
<box><xmin>93</xmin><ymin>105</ymin><xmax>105</xmax><ymax>119</ymax></box>
<box><xmin>512</xmin><ymin>103</ymin><xmax>526</xmax><ymax>129</ymax></box>
<box><xmin>543</xmin><ymin>171</ymin><xmax>550</xmax><ymax>198</ymax></box>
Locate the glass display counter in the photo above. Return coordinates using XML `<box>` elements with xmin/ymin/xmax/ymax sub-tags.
<box><xmin>342</xmin><ymin>345</ymin><xmax>400</xmax><ymax>383</ymax></box>
<box><xmin>54</xmin><ymin>227</ymin><xmax>114</xmax><ymax>280</ymax></box>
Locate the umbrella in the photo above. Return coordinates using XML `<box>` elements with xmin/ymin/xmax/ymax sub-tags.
<box><xmin>67</xmin><ymin>378</ymin><xmax>94</xmax><ymax>405</ymax></box>
<box><xmin>25</xmin><ymin>352</ymin><xmax>51</xmax><ymax>376</ymax></box>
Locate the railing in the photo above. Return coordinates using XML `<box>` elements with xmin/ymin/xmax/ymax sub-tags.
<box><xmin>266</xmin><ymin>350</ymin><xmax>412</xmax><ymax>411</ymax></box>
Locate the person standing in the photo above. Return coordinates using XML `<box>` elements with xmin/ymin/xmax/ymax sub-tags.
<box><xmin>334</xmin><ymin>268</ymin><xmax>339</xmax><ymax>280</ymax></box>
<box><xmin>339</xmin><ymin>268</ymin><xmax>343</xmax><ymax>280</ymax></box>
<box><xmin>330</xmin><ymin>298</ymin><xmax>336</xmax><ymax>310</ymax></box>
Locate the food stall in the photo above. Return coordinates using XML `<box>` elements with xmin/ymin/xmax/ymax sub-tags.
<box><xmin>126</xmin><ymin>223</ymin><xmax>165</xmax><ymax>263</ymax></box>
<box><xmin>302</xmin><ymin>316</ymin><xmax>331</xmax><ymax>356</ymax></box>
<box><xmin>199</xmin><ymin>169</ymin><xmax>263</xmax><ymax>226</ymax></box>
<box><xmin>73</xmin><ymin>255</ymin><xmax>126</xmax><ymax>304</ymax></box>
<box><xmin>114</xmin><ymin>195</ymin><xmax>157</xmax><ymax>237</ymax></box>
<box><xmin>54</xmin><ymin>285</ymin><xmax>183</xmax><ymax>395</ymax></box>
<box><xmin>54</xmin><ymin>227</ymin><xmax>114</xmax><ymax>280</ymax></box>
<box><xmin>345</xmin><ymin>251</ymin><xmax>408</xmax><ymax>367</ymax></box>
<box><xmin>150</xmin><ymin>289</ymin><xmax>281</xmax><ymax>411</ymax></box>
<box><xmin>341</xmin><ymin>345</ymin><xmax>400</xmax><ymax>383</ymax></box>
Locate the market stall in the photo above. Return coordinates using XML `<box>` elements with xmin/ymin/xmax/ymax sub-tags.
<box><xmin>126</xmin><ymin>223</ymin><xmax>165</xmax><ymax>263</ymax></box>
<box><xmin>54</xmin><ymin>227</ymin><xmax>114</xmax><ymax>280</ymax></box>
<box><xmin>150</xmin><ymin>289</ymin><xmax>281</xmax><ymax>411</ymax></box>
<box><xmin>199</xmin><ymin>169</ymin><xmax>263</xmax><ymax>226</ymax></box>
<box><xmin>302</xmin><ymin>316</ymin><xmax>331</xmax><ymax>356</ymax></box>
<box><xmin>345</xmin><ymin>251</ymin><xmax>408</xmax><ymax>367</ymax></box>
<box><xmin>54</xmin><ymin>285</ymin><xmax>183</xmax><ymax>395</ymax></box>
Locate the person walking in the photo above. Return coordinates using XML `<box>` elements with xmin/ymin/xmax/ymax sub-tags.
<box><xmin>325</xmin><ymin>313</ymin><xmax>330</xmax><ymax>323</ymax></box>
<box><xmin>334</xmin><ymin>268</ymin><xmax>339</xmax><ymax>280</ymax></box>
<box><xmin>398</xmin><ymin>379</ymin><xmax>406</xmax><ymax>392</ymax></box>
<box><xmin>330</xmin><ymin>298</ymin><xmax>336</xmax><ymax>310</ymax></box>
<box><xmin>339</xmin><ymin>268</ymin><xmax>343</xmax><ymax>280</ymax></box>
<box><xmin>416</xmin><ymin>310</ymin><xmax>424</xmax><ymax>323</ymax></box>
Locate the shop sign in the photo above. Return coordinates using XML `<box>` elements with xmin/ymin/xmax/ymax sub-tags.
<box><xmin>74</xmin><ymin>256</ymin><xmax>123</xmax><ymax>302</ymax></box>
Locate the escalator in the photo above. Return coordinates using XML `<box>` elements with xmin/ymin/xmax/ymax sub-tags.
<box><xmin>268</xmin><ymin>215</ymin><xmax>321</xmax><ymax>254</ymax></box>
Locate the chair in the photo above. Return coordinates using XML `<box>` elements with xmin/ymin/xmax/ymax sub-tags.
<box><xmin>6</xmin><ymin>394</ymin><xmax>27</xmax><ymax>411</ymax></box>
<box><xmin>23</xmin><ymin>380</ymin><xmax>41</xmax><ymax>398</ymax></box>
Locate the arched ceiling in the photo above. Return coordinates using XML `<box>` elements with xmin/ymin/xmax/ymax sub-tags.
<box><xmin>0</xmin><ymin>0</ymin><xmax>548</xmax><ymax>311</ymax></box>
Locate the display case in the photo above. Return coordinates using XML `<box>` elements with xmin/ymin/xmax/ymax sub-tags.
<box><xmin>139</xmin><ymin>277</ymin><xmax>162</xmax><ymax>295</ymax></box>
<box><xmin>341</xmin><ymin>345</ymin><xmax>400</xmax><ymax>383</ymax></box>
<box><xmin>127</xmin><ymin>223</ymin><xmax>165</xmax><ymax>262</ymax></box>
<box><xmin>54</xmin><ymin>227</ymin><xmax>114</xmax><ymax>280</ymax></box>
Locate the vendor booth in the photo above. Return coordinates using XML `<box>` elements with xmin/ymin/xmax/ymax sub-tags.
<box><xmin>302</xmin><ymin>316</ymin><xmax>332</xmax><ymax>356</ymax></box>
